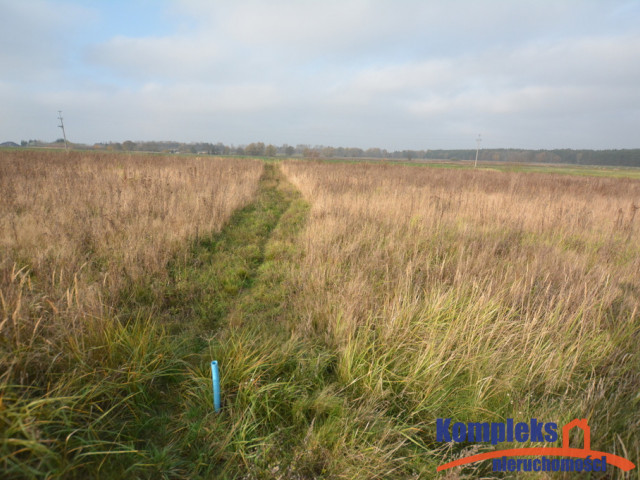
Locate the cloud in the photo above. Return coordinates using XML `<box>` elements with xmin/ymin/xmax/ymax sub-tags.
<box><xmin>0</xmin><ymin>0</ymin><xmax>93</xmax><ymax>81</ymax></box>
<box><xmin>137</xmin><ymin>83</ymin><xmax>283</xmax><ymax>113</ymax></box>
<box><xmin>336</xmin><ymin>32</ymin><xmax>640</xmax><ymax>121</ymax></box>
<box><xmin>1</xmin><ymin>0</ymin><xmax>639</xmax><ymax>149</ymax></box>
<box><xmin>88</xmin><ymin>34</ymin><xmax>223</xmax><ymax>80</ymax></box>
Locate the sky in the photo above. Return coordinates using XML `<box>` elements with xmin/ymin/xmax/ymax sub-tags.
<box><xmin>1</xmin><ymin>0</ymin><xmax>639</xmax><ymax>150</ymax></box>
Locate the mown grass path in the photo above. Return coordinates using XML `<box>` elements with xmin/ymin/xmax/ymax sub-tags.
<box><xmin>123</xmin><ymin>162</ymin><xmax>318</xmax><ymax>479</ymax></box>
<box><xmin>165</xmin><ymin>162</ymin><xmax>302</xmax><ymax>333</ymax></box>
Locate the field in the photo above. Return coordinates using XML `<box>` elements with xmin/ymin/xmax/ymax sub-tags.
<box><xmin>1</xmin><ymin>150</ymin><xmax>639</xmax><ymax>479</ymax></box>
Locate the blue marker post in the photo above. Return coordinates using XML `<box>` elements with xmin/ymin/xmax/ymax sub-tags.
<box><xmin>211</xmin><ymin>360</ymin><xmax>221</xmax><ymax>412</ymax></box>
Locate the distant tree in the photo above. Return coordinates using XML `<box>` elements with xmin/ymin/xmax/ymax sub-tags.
<box><xmin>365</xmin><ymin>147</ymin><xmax>383</xmax><ymax>158</ymax></box>
<box><xmin>321</xmin><ymin>146</ymin><xmax>335</xmax><ymax>158</ymax></box>
<box><xmin>303</xmin><ymin>148</ymin><xmax>319</xmax><ymax>159</ymax></box>
<box><xmin>284</xmin><ymin>145</ymin><xmax>295</xmax><ymax>156</ymax></box>
<box><xmin>236</xmin><ymin>146</ymin><xmax>245</xmax><ymax>155</ymax></box>
<box><xmin>265</xmin><ymin>144</ymin><xmax>277</xmax><ymax>157</ymax></box>
<box><xmin>123</xmin><ymin>140</ymin><xmax>136</xmax><ymax>151</ymax></box>
<box><xmin>245</xmin><ymin>142</ymin><xmax>265</xmax><ymax>156</ymax></box>
<box><xmin>345</xmin><ymin>147</ymin><xmax>364</xmax><ymax>158</ymax></box>
<box><xmin>21</xmin><ymin>140</ymin><xmax>27</xmax><ymax>147</ymax></box>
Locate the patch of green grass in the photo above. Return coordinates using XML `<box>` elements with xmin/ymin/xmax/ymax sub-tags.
<box><xmin>161</xmin><ymin>164</ymin><xmax>292</xmax><ymax>330</ymax></box>
<box><xmin>0</xmin><ymin>315</ymin><xmax>191</xmax><ymax>479</ymax></box>
<box><xmin>310</xmin><ymin>156</ymin><xmax>640</xmax><ymax>179</ymax></box>
<box><xmin>484</xmin><ymin>163</ymin><xmax>640</xmax><ymax>179</ymax></box>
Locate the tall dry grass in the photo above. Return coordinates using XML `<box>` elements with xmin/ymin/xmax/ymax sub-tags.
<box><xmin>281</xmin><ymin>160</ymin><xmax>640</xmax><ymax>474</ymax></box>
<box><xmin>0</xmin><ymin>150</ymin><xmax>262</xmax><ymax>476</ymax></box>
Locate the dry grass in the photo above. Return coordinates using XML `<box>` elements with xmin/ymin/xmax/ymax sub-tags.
<box><xmin>1</xmin><ymin>150</ymin><xmax>262</xmax><ymax>318</ymax></box>
<box><xmin>281</xmin><ymin>160</ymin><xmax>640</xmax><ymax>475</ymax></box>
<box><xmin>0</xmin><ymin>150</ymin><xmax>263</xmax><ymax>477</ymax></box>
<box><xmin>2</xmin><ymin>150</ymin><xmax>639</xmax><ymax>478</ymax></box>
<box><xmin>1</xmin><ymin>149</ymin><xmax>262</xmax><ymax>292</ymax></box>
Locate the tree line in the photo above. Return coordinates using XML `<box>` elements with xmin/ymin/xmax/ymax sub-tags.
<box><xmin>13</xmin><ymin>138</ymin><xmax>640</xmax><ymax>167</ymax></box>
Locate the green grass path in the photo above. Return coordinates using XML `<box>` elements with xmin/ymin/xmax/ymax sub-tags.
<box><xmin>122</xmin><ymin>162</ymin><xmax>319</xmax><ymax>479</ymax></box>
<box><xmin>165</xmin><ymin>162</ymin><xmax>304</xmax><ymax>333</ymax></box>
<box><xmin>129</xmin><ymin>162</ymin><xmax>433</xmax><ymax>479</ymax></box>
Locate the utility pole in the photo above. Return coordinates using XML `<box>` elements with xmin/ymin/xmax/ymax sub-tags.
<box><xmin>474</xmin><ymin>134</ymin><xmax>482</xmax><ymax>168</ymax></box>
<box><xmin>57</xmin><ymin>111</ymin><xmax>68</xmax><ymax>151</ymax></box>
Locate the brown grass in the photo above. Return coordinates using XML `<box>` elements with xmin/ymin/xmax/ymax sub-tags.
<box><xmin>281</xmin><ymin>160</ymin><xmax>640</xmax><ymax>471</ymax></box>
<box><xmin>0</xmin><ymin>150</ymin><xmax>262</xmax><ymax>385</ymax></box>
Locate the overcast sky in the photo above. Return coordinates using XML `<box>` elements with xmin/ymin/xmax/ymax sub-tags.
<box><xmin>1</xmin><ymin>0</ymin><xmax>639</xmax><ymax>150</ymax></box>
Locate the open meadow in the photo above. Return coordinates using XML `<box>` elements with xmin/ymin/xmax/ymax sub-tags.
<box><xmin>1</xmin><ymin>150</ymin><xmax>639</xmax><ymax>478</ymax></box>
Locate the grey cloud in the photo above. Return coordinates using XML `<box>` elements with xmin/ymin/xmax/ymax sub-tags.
<box><xmin>0</xmin><ymin>0</ymin><xmax>93</xmax><ymax>81</ymax></box>
<box><xmin>1</xmin><ymin>0</ymin><xmax>639</xmax><ymax>149</ymax></box>
<box><xmin>87</xmin><ymin>34</ymin><xmax>224</xmax><ymax>80</ymax></box>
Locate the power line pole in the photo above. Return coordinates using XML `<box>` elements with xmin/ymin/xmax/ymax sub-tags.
<box><xmin>57</xmin><ymin>111</ymin><xmax>68</xmax><ymax>151</ymax></box>
<box><xmin>474</xmin><ymin>134</ymin><xmax>482</xmax><ymax>168</ymax></box>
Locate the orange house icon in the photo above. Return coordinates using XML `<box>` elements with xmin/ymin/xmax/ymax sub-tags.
<box><xmin>562</xmin><ymin>418</ymin><xmax>590</xmax><ymax>451</ymax></box>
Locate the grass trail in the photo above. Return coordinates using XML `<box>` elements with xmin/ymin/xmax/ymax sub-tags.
<box><xmin>125</xmin><ymin>163</ymin><xmax>313</xmax><ymax>478</ymax></box>
<box><xmin>164</xmin><ymin>162</ymin><xmax>298</xmax><ymax>332</ymax></box>
<box><xmin>163</xmin><ymin>163</ymin><xmax>411</xmax><ymax>479</ymax></box>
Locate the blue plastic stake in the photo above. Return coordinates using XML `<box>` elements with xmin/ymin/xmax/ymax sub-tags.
<box><xmin>211</xmin><ymin>360</ymin><xmax>221</xmax><ymax>412</ymax></box>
